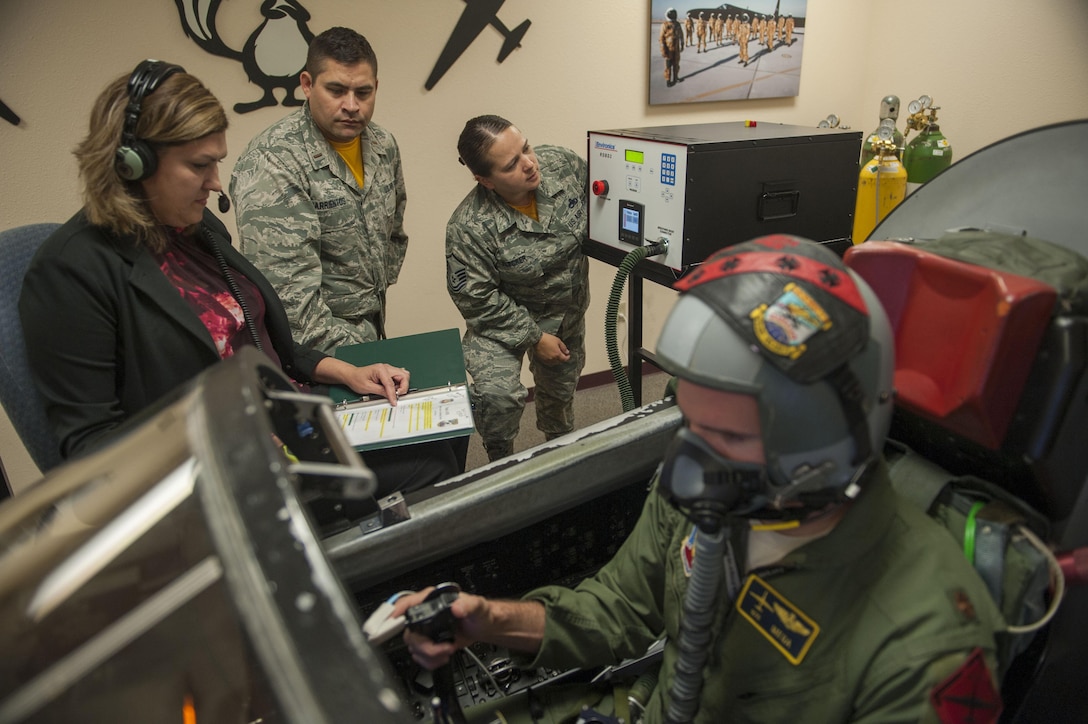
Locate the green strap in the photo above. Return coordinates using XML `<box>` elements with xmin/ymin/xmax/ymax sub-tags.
<box><xmin>963</xmin><ymin>501</ymin><xmax>986</xmax><ymax>564</ymax></box>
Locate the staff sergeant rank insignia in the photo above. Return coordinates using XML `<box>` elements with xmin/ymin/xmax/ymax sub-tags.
<box><xmin>750</xmin><ymin>282</ymin><xmax>831</xmax><ymax>360</ymax></box>
<box><xmin>737</xmin><ymin>575</ymin><xmax>820</xmax><ymax>664</ymax></box>
<box><xmin>448</xmin><ymin>256</ymin><xmax>468</xmax><ymax>293</ymax></box>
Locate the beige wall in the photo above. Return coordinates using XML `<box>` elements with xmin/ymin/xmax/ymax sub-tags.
<box><xmin>2</xmin><ymin>0</ymin><xmax>1087</xmax><ymax>492</ymax></box>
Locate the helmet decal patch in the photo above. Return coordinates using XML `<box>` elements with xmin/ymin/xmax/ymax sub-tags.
<box><xmin>751</xmin><ymin>282</ymin><xmax>832</xmax><ymax>359</ymax></box>
<box><xmin>736</xmin><ymin>574</ymin><xmax>820</xmax><ymax>665</ymax></box>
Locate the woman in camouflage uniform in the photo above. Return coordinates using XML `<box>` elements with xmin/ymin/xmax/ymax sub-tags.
<box><xmin>445</xmin><ymin>116</ymin><xmax>589</xmax><ymax>462</ymax></box>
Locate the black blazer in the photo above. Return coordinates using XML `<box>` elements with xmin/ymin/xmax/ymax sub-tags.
<box><xmin>19</xmin><ymin>208</ymin><xmax>326</xmax><ymax>459</ymax></box>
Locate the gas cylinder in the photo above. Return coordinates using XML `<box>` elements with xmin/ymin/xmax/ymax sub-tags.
<box><xmin>861</xmin><ymin>119</ymin><xmax>903</xmax><ymax>168</ymax></box>
<box><xmin>903</xmin><ymin>122</ymin><xmax>953</xmax><ymax>194</ymax></box>
<box><xmin>852</xmin><ymin>142</ymin><xmax>908</xmax><ymax>244</ymax></box>
<box><xmin>860</xmin><ymin>95</ymin><xmax>903</xmax><ymax>168</ymax></box>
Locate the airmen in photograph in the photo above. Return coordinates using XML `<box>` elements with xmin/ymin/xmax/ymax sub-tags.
<box><xmin>737</xmin><ymin>13</ymin><xmax>751</xmax><ymax>65</ymax></box>
<box><xmin>786</xmin><ymin>14</ymin><xmax>795</xmax><ymax>46</ymax></box>
<box><xmin>659</xmin><ymin>7</ymin><xmax>684</xmax><ymax>87</ymax></box>
<box><xmin>696</xmin><ymin>11</ymin><xmax>707</xmax><ymax>53</ymax></box>
<box><xmin>685</xmin><ymin>12</ymin><xmax>694</xmax><ymax>47</ymax></box>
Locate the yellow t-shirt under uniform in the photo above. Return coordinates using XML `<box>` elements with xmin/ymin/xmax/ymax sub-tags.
<box><xmin>510</xmin><ymin>195</ymin><xmax>538</xmax><ymax>221</ymax></box>
<box><xmin>330</xmin><ymin>136</ymin><xmax>365</xmax><ymax>189</ymax></box>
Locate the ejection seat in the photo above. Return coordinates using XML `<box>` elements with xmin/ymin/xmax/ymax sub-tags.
<box><xmin>844</xmin><ymin>236</ymin><xmax>1088</xmax><ymax>722</ymax></box>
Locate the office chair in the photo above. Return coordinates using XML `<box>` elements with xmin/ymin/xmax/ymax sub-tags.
<box><xmin>0</xmin><ymin>223</ymin><xmax>64</xmax><ymax>482</ymax></box>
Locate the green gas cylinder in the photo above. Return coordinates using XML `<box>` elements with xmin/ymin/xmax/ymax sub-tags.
<box><xmin>903</xmin><ymin>123</ymin><xmax>953</xmax><ymax>193</ymax></box>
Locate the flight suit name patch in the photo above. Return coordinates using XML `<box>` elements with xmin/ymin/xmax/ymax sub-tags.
<box><xmin>736</xmin><ymin>575</ymin><xmax>820</xmax><ymax>665</ymax></box>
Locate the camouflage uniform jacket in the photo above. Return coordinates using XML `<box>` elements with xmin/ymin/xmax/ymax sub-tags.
<box><xmin>445</xmin><ymin>145</ymin><xmax>589</xmax><ymax>351</ymax></box>
<box><xmin>231</xmin><ymin>104</ymin><xmax>408</xmax><ymax>353</ymax></box>
<box><xmin>523</xmin><ymin>464</ymin><xmax>1004</xmax><ymax>723</ymax></box>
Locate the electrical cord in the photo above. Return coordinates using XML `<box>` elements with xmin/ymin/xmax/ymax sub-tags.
<box><xmin>1006</xmin><ymin>524</ymin><xmax>1066</xmax><ymax>635</ymax></box>
<box><xmin>202</xmin><ymin>226</ymin><xmax>264</xmax><ymax>352</ymax></box>
<box><xmin>461</xmin><ymin>647</ymin><xmax>506</xmax><ymax>699</ymax></box>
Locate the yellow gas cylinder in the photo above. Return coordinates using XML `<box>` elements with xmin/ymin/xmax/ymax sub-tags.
<box><xmin>852</xmin><ymin>140</ymin><xmax>907</xmax><ymax>244</ymax></box>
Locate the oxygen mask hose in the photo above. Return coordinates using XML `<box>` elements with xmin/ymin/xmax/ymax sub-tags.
<box><xmin>606</xmin><ymin>240</ymin><xmax>669</xmax><ymax>412</ymax></box>
<box><xmin>665</xmin><ymin>521</ymin><xmax>727</xmax><ymax>724</ymax></box>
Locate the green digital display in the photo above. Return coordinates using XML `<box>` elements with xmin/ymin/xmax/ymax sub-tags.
<box><xmin>625</xmin><ymin>149</ymin><xmax>645</xmax><ymax>164</ymax></box>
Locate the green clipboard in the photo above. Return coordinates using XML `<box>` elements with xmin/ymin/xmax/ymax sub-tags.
<box><xmin>329</xmin><ymin>328</ymin><xmax>467</xmax><ymax>403</ymax></box>
<box><xmin>329</xmin><ymin>329</ymin><xmax>474</xmax><ymax>451</ymax></box>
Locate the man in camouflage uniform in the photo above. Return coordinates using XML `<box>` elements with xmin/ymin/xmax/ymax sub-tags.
<box><xmin>446</xmin><ymin>116</ymin><xmax>588</xmax><ymax>462</ymax></box>
<box><xmin>659</xmin><ymin>8</ymin><xmax>684</xmax><ymax>87</ymax></box>
<box><xmin>231</xmin><ymin>27</ymin><xmax>407</xmax><ymax>353</ymax></box>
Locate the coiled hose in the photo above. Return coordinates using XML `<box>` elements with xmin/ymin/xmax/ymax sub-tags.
<box><xmin>664</xmin><ymin>523</ymin><xmax>727</xmax><ymax>724</ymax></box>
<box><xmin>606</xmin><ymin>241</ymin><xmax>669</xmax><ymax>412</ymax></box>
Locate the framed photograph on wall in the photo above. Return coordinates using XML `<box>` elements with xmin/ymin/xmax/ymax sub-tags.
<box><xmin>650</xmin><ymin>1</ymin><xmax>808</xmax><ymax>105</ymax></box>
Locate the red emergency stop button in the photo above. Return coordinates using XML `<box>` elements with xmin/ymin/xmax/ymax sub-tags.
<box><xmin>591</xmin><ymin>180</ymin><xmax>609</xmax><ymax>196</ymax></box>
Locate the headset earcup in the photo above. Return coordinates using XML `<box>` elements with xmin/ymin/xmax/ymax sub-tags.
<box><xmin>115</xmin><ymin>140</ymin><xmax>156</xmax><ymax>181</ymax></box>
<box><xmin>115</xmin><ymin>59</ymin><xmax>183</xmax><ymax>182</ymax></box>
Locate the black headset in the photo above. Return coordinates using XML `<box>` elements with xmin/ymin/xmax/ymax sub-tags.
<box><xmin>115</xmin><ymin>59</ymin><xmax>186</xmax><ymax>182</ymax></box>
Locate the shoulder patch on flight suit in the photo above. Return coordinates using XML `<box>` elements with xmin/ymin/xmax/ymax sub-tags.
<box><xmin>681</xmin><ymin>525</ymin><xmax>697</xmax><ymax>577</ymax></box>
<box><xmin>736</xmin><ymin>575</ymin><xmax>819</xmax><ymax>665</ymax></box>
<box><xmin>929</xmin><ymin>648</ymin><xmax>1002</xmax><ymax>724</ymax></box>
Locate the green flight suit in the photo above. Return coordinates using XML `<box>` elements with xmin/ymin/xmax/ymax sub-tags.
<box><xmin>518</xmin><ymin>464</ymin><xmax>1004</xmax><ymax>723</ymax></box>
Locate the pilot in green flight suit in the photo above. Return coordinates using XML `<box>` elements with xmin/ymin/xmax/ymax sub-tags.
<box><xmin>398</xmin><ymin>236</ymin><xmax>1005</xmax><ymax>724</ymax></box>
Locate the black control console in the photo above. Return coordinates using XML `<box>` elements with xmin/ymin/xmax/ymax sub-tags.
<box><xmin>357</xmin><ymin>480</ymin><xmax>652</xmax><ymax>719</ymax></box>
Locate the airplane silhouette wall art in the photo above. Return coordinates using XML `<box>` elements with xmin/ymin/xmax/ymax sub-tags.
<box><xmin>427</xmin><ymin>0</ymin><xmax>531</xmax><ymax>90</ymax></box>
<box><xmin>0</xmin><ymin>99</ymin><xmax>20</xmax><ymax>127</ymax></box>
<box><xmin>173</xmin><ymin>1</ymin><xmax>530</xmax><ymax>107</ymax></box>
